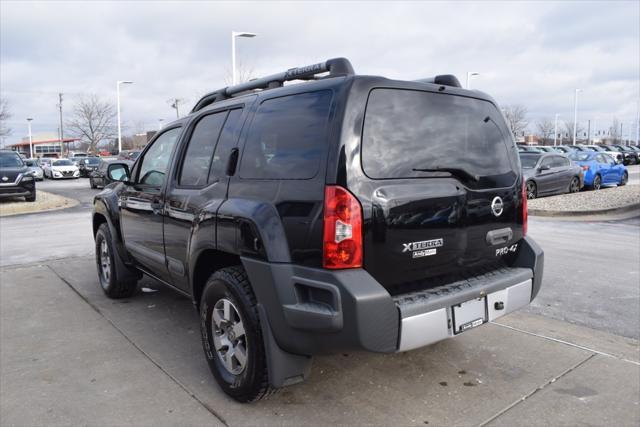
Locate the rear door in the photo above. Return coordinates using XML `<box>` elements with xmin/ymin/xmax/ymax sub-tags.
<box><xmin>536</xmin><ymin>156</ymin><xmax>557</xmax><ymax>194</ymax></box>
<box><xmin>357</xmin><ymin>88</ymin><xmax>522</xmax><ymax>290</ymax></box>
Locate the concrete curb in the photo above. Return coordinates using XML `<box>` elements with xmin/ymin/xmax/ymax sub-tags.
<box><xmin>529</xmin><ymin>202</ymin><xmax>640</xmax><ymax>218</ymax></box>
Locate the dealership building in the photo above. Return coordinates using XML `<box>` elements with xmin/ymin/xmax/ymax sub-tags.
<box><xmin>8</xmin><ymin>132</ymin><xmax>80</xmax><ymax>158</ymax></box>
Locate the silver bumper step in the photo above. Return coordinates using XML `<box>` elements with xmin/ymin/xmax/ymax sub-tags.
<box><xmin>395</xmin><ymin>267</ymin><xmax>533</xmax><ymax>352</ymax></box>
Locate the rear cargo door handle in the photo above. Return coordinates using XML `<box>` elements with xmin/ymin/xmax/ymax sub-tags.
<box><xmin>486</xmin><ymin>228</ymin><xmax>513</xmax><ymax>246</ymax></box>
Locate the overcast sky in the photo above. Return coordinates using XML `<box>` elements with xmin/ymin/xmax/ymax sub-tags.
<box><xmin>1</xmin><ymin>0</ymin><xmax>639</xmax><ymax>145</ymax></box>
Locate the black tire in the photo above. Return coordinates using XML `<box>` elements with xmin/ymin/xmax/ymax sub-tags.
<box><xmin>94</xmin><ymin>223</ymin><xmax>138</xmax><ymax>298</ymax></box>
<box><xmin>620</xmin><ymin>171</ymin><xmax>628</xmax><ymax>186</ymax></box>
<box><xmin>25</xmin><ymin>189</ymin><xmax>36</xmax><ymax>202</ymax></box>
<box><xmin>526</xmin><ymin>180</ymin><xmax>537</xmax><ymax>199</ymax></box>
<box><xmin>200</xmin><ymin>266</ymin><xmax>273</xmax><ymax>403</ymax></box>
<box><xmin>592</xmin><ymin>174</ymin><xmax>602</xmax><ymax>190</ymax></box>
<box><xmin>90</xmin><ymin>178</ymin><xmax>97</xmax><ymax>189</ymax></box>
<box><xmin>569</xmin><ymin>177</ymin><xmax>580</xmax><ymax>194</ymax></box>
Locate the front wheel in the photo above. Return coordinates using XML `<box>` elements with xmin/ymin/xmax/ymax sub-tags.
<box><xmin>200</xmin><ymin>266</ymin><xmax>272</xmax><ymax>402</ymax></box>
<box><xmin>620</xmin><ymin>171</ymin><xmax>628</xmax><ymax>186</ymax></box>
<box><xmin>569</xmin><ymin>177</ymin><xmax>580</xmax><ymax>193</ymax></box>
<box><xmin>90</xmin><ymin>178</ymin><xmax>97</xmax><ymax>189</ymax></box>
<box><xmin>526</xmin><ymin>181</ymin><xmax>537</xmax><ymax>199</ymax></box>
<box><xmin>592</xmin><ymin>174</ymin><xmax>602</xmax><ymax>190</ymax></box>
<box><xmin>94</xmin><ymin>223</ymin><xmax>138</xmax><ymax>298</ymax></box>
<box><xmin>25</xmin><ymin>189</ymin><xmax>36</xmax><ymax>202</ymax></box>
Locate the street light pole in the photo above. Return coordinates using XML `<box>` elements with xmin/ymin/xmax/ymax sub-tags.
<box><xmin>572</xmin><ymin>88</ymin><xmax>582</xmax><ymax>145</ymax></box>
<box><xmin>554</xmin><ymin>114</ymin><xmax>559</xmax><ymax>146</ymax></box>
<box><xmin>466</xmin><ymin>72</ymin><xmax>479</xmax><ymax>89</ymax></box>
<box><xmin>158</xmin><ymin>118</ymin><xmax>164</xmax><ymax>131</ymax></box>
<box><xmin>231</xmin><ymin>31</ymin><xmax>257</xmax><ymax>85</ymax></box>
<box><xmin>116</xmin><ymin>80</ymin><xmax>134</xmax><ymax>154</ymax></box>
<box><xmin>27</xmin><ymin>118</ymin><xmax>33</xmax><ymax>158</ymax></box>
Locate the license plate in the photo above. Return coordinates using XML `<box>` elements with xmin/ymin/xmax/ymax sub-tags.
<box><xmin>452</xmin><ymin>297</ymin><xmax>487</xmax><ymax>335</ymax></box>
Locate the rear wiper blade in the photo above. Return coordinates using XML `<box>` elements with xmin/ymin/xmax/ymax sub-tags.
<box><xmin>412</xmin><ymin>167</ymin><xmax>480</xmax><ymax>182</ymax></box>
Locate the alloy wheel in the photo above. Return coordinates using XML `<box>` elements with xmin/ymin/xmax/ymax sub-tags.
<box><xmin>100</xmin><ymin>240</ymin><xmax>111</xmax><ymax>283</ymax></box>
<box><xmin>526</xmin><ymin>182</ymin><xmax>536</xmax><ymax>199</ymax></box>
<box><xmin>212</xmin><ymin>298</ymin><xmax>248</xmax><ymax>375</ymax></box>
<box><xmin>570</xmin><ymin>178</ymin><xmax>580</xmax><ymax>193</ymax></box>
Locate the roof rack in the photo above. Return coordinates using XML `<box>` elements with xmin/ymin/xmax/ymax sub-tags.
<box><xmin>191</xmin><ymin>57</ymin><xmax>355</xmax><ymax>113</ymax></box>
<box><xmin>414</xmin><ymin>74</ymin><xmax>462</xmax><ymax>88</ymax></box>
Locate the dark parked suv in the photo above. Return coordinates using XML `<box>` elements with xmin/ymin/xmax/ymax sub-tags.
<box><xmin>92</xmin><ymin>58</ymin><xmax>543</xmax><ymax>402</ymax></box>
<box><xmin>0</xmin><ymin>150</ymin><xmax>36</xmax><ymax>202</ymax></box>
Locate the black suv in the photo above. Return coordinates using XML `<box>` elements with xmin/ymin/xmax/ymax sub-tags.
<box><xmin>0</xmin><ymin>150</ymin><xmax>36</xmax><ymax>202</ymax></box>
<box><xmin>92</xmin><ymin>58</ymin><xmax>543</xmax><ymax>402</ymax></box>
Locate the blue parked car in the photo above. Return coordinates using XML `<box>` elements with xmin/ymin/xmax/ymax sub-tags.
<box><xmin>568</xmin><ymin>151</ymin><xmax>628</xmax><ymax>190</ymax></box>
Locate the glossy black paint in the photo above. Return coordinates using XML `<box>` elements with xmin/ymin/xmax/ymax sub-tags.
<box><xmin>0</xmin><ymin>150</ymin><xmax>36</xmax><ymax>199</ymax></box>
<box><xmin>93</xmin><ymin>73</ymin><xmax>527</xmax><ymax>303</ymax></box>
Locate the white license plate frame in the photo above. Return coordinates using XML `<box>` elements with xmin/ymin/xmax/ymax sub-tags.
<box><xmin>452</xmin><ymin>297</ymin><xmax>487</xmax><ymax>335</ymax></box>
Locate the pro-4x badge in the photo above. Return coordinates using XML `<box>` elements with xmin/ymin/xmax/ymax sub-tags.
<box><xmin>402</xmin><ymin>238</ymin><xmax>443</xmax><ymax>258</ymax></box>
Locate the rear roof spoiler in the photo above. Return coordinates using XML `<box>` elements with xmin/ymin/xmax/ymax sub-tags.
<box><xmin>414</xmin><ymin>75</ymin><xmax>462</xmax><ymax>88</ymax></box>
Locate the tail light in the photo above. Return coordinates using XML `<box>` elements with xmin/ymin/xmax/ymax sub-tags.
<box><xmin>522</xmin><ymin>180</ymin><xmax>528</xmax><ymax>237</ymax></box>
<box><xmin>581</xmin><ymin>165</ymin><xmax>590</xmax><ymax>171</ymax></box>
<box><xmin>323</xmin><ymin>186</ymin><xmax>363</xmax><ymax>269</ymax></box>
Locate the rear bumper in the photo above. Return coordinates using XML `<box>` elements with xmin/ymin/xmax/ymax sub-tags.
<box><xmin>243</xmin><ymin>235</ymin><xmax>544</xmax><ymax>356</ymax></box>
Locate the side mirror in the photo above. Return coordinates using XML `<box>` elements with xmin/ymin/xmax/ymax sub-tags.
<box><xmin>107</xmin><ymin>163</ymin><xmax>131</xmax><ymax>183</ymax></box>
<box><xmin>538</xmin><ymin>164</ymin><xmax>551</xmax><ymax>172</ymax></box>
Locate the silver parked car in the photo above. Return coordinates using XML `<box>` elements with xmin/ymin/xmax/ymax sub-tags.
<box><xmin>23</xmin><ymin>159</ymin><xmax>44</xmax><ymax>181</ymax></box>
<box><xmin>520</xmin><ymin>152</ymin><xmax>584</xmax><ymax>199</ymax></box>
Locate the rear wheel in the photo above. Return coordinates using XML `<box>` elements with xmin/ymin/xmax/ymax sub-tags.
<box><xmin>95</xmin><ymin>223</ymin><xmax>138</xmax><ymax>298</ymax></box>
<box><xmin>200</xmin><ymin>266</ymin><xmax>272</xmax><ymax>402</ymax></box>
<box><xmin>526</xmin><ymin>181</ymin><xmax>537</xmax><ymax>199</ymax></box>
<box><xmin>592</xmin><ymin>174</ymin><xmax>602</xmax><ymax>190</ymax></box>
<box><xmin>569</xmin><ymin>177</ymin><xmax>580</xmax><ymax>193</ymax></box>
<box><xmin>620</xmin><ymin>171</ymin><xmax>628</xmax><ymax>186</ymax></box>
<box><xmin>90</xmin><ymin>178</ymin><xmax>97</xmax><ymax>189</ymax></box>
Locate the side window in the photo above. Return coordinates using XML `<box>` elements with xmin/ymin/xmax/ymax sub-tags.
<box><xmin>137</xmin><ymin>127</ymin><xmax>181</xmax><ymax>187</ymax></box>
<box><xmin>604</xmin><ymin>155</ymin><xmax>615</xmax><ymax>165</ymax></box>
<box><xmin>596</xmin><ymin>154</ymin><xmax>606</xmax><ymax>164</ymax></box>
<box><xmin>555</xmin><ymin>156</ymin><xmax>570</xmax><ymax>167</ymax></box>
<box><xmin>179</xmin><ymin>111</ymin><xmax>227</xmax><ymax>186</ymax></box>
<box><xmin>239</xmin><ymin>90</ymin><xmax>333</xmax><ymax>180</ymax></box>
<box><xmin>540</xmin><ymin>157</ymin><xmax>554</xmax><ymax>168</ymax></box>
<box><xmin>209</xmin><ymin>108</ymin><xmax>244</xmax><ymax>181</ymax></box>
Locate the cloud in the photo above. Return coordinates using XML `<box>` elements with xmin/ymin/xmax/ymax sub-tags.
<box><xmin>1</xmin><ymin>0</ymin><xmax>638</xmax><ymax>144</ymax></box>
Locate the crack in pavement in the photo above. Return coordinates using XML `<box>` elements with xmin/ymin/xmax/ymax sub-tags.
<box><xmin>477</xmin><ymin>353</ymin><xmax>597</xmax><ymax>427</ymax></box>
<box><xmin>45</xmin><ymin>264</ymin><xmax>229</xmax><ymax>427</ymax></box>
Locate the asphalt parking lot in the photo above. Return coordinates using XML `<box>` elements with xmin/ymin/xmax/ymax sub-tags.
<box><xmin>1</xmin><ymin>176</ymin><xmax>639</xmax><ymax>426</ymax></box>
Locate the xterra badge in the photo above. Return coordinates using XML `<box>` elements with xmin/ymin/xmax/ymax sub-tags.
<box><xmin>402</xmin><ymin>238</ymin><xmax>443</xmax><ymax>258</ymax></box>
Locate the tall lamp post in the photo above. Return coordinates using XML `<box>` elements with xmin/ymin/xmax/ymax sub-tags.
<box><xmin>572</xmin><ymin>88</ymin><xmax>582</xmax><ymax>145</ymax></box>
<box><xmin>27</xmin><ymin>118</ymin><xmax>33</xmax><ymax>158</ymax></box>
<box><xmin>466</xmin><ymin>72</ymin><xmax>479</xmax><ymax>89</ymax></box>
<box><xmin>158</xmin><ymin>118</ymin><xmax>164</xmax><ymax>131</ymax></box>
<box><xmin>231</xmin><ymin>31</ymin><xmax>257</xmax><ymax>85</ymax></box>
<box><xmin>116</xmin><ymin>80</ymin><xmax>134</xmax><ymax>154</ymax></box>
<box><xmin>554</xmin><ymin>114</ymin><xmax>560</xmax><ymax>146</ymax></box>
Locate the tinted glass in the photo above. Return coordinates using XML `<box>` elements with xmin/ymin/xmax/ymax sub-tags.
<box><xmin>179</xmin><ymin>111</ymin><xmax>227</xmax><ymax>186</ymax></box>
<box><xmin>603</xmin><ymin>155</ymin><xmax>616</xmax><ymax>165</ymax></box>
<box><xmin>362</xmin><ymin>89</ymin><xmax>516</xmax><ymax>185</ymax></box>
<box><xmin>85</xmin><ymin>157</ymin><xmax>100</xmax><ymax>165</ymax></box>
<box><xmin>551</xmin><ymin>156</ymin><xmax>568</xmax><ymax>167</ymax></box>
<box><xmin>138</xmin><ymin>127</ymin><xmax>181</xmax><ymax>187</ymax></box>
<box><xmin>519</xmin><ymin>154</ymin><xmax>540</xmax><ymax>168</ymax></box>
<box><xmin>24</xmin><ymin>160</ymin><xmax>36</xmax><ymax>166</ymax></box>
<box><xmin>0</xmin><ymin>153</ymin><xmax>23</xmax><ymax>168</ymax></box>
<box><xmin>209</xmin><ymin>108</ymin><xmax>244</xmax><ymax>181</ymax></box>
<box><xmin>569</xmin><ymin>152</ymin><xmax>591</xmax><ymax>161</ymax></box>
<box><xmin>240</xmin><ymin>90</ymin><xmax>333</xmax><ymax>180</ymax></box>
<box><xmin>53</xmin><ymin>160</ymin><xmax>73</xmax><ymax>166</ymax></box>
<box><xmin>540</xmin><ymin>157</ymin><xmax>554</xmax><ymax>168</ymax></box>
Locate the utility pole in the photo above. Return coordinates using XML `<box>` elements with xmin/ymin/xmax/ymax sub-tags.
<box><xmin>554</xmin><ymin>114</ymin><xmax>559</xmax><ymax>146</ymax></box>
<box><xmin>587</xmin><ymin>120</ymin><xmax>591</xmax><ymax>144</ymax></box>
<box><xmin>58</xmin><ymin>93</ymin><xmax>64</xmax><ymax>156</ymax></box>
<box><xmin>620</xmin><ymin>123</ymin><xmax>623</xmax><ymax>145</ymax></box>
<box><xmin>171</xmin><ymin>98</ymin><xmax>181</xmax><ymax>119</ymax></box>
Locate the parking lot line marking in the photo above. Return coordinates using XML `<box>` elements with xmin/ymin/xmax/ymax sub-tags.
<box><xmin>477</xmin><ymin>353</ymin><xmax>596</xmax><ymax>427</ymax></box>
<box><xmin>46</xmin><ymin>264</ymin><xmax>229</xmax><ymax>427</ymax></box>
<box><xmin>492</xmin><ymin>322</ymin><xmax>640</xmax><ymax>366</ymax></box>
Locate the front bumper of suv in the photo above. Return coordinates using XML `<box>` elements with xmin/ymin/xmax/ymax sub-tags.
<box><xmin>242</xmin><ymin>235</ymin><xmax>543</xmax><ymax>357</ymax></box>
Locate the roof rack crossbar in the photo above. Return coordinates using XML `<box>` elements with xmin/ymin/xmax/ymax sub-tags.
<box><xmin>191</xmin><ymin>57</ymin><xmax>354</xmax><ymax>113</ymax></box>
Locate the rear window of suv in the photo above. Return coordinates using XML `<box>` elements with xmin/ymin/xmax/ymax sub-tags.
<box><xmin>239</xmin><ymin>90</ymin><xmax>333</xmax><ymax>180</ymax></box>
<box><xmin>362</xmin><ymin>89</ymin><xmax>517</xmax><ymax>186</ymax></box>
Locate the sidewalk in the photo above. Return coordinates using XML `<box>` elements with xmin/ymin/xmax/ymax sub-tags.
<box><xmin>1</xmin><ymin>257</ymin><xmax>638</xmax><ymax>426</ymax></box>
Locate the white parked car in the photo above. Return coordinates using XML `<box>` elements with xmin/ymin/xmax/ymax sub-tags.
<box><xmin>46</xmin><ymin>159</ymin><xmax>80</xmax><ymax>179</ymax></box>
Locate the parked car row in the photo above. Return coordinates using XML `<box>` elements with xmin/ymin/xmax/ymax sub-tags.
<box><xmin>518</xmin><ymin>143</ymin><xmax>640</xmax><ymax>165</ymax></box>
<box><xmin>519</xmin><ymin>150</ymin><xmax>628</xmax><ymax>199</ymax></box>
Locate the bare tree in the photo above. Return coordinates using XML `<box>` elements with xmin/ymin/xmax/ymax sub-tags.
<box><xmin>224</xmin><ymin>61</ymin><xmax>255</xmax><ymax>86</ymax></box>
<box><xmin>66</xmin><ymin>95</ymin><xmax>117</xmax><ymax>152</ymax></box>
<box><xmin>0</xmin><ymin>98</ymin><xmax>12</xmax><ymax>137</ymax></box>
<box><xmin>535</xmin><ymin>118</ymin><xmax>555</xmax><ymax>145</ymax></box>
<box><xmin>503</xmin><ymin>105</ymin><xmax>529</xmax><ymax>138</ymax></box>
<box><xmin>609</xmin><ymin>117</ymin><xmax>621</xmax><ymax>143</ymax></box>
<box><xmin>563</xmin><ymin>121</ymin><xmax>585</xmax><ymax>144</ymax></box>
